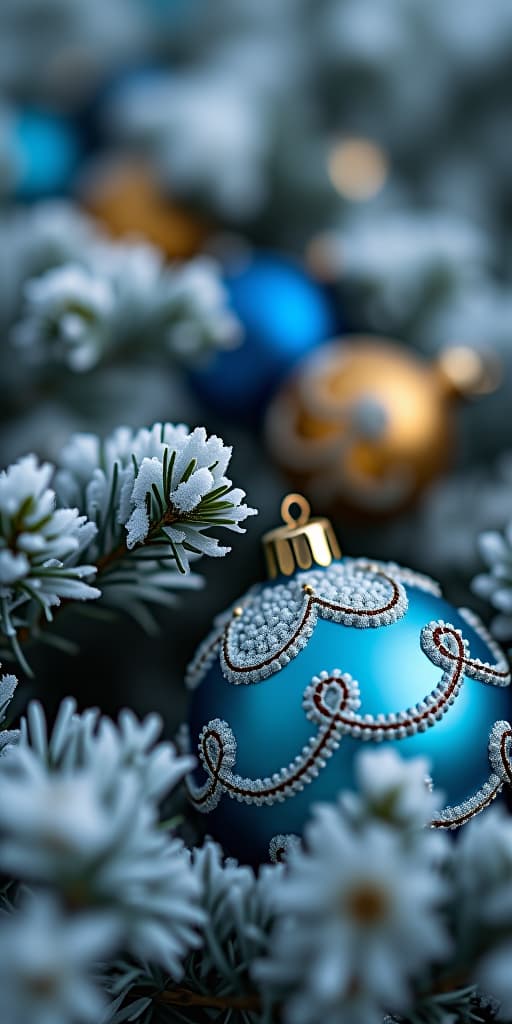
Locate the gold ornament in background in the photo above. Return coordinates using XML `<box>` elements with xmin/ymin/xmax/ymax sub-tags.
<box><xmin>265</xmin><ymin>336</ymin><xmax>501</xmax><ymax>518</ymax></box>
<box><xmin>82</xmin><ymin>160</ymin><xmax>211</xmax><ymax>259</ymax></box>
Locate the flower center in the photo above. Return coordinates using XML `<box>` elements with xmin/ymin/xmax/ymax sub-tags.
<box><xmin>26</xmin><ymin>972</ymin><xmax>60</xmax><ymax>998</ymax></box>
<box><xmin>346</xmin><ymin>881</ymin><xmax>390</xmax><ymax>925</ymax></box>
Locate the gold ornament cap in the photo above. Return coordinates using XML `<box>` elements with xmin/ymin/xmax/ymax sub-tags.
<box><xmin>262</xmin><ymin>494</ymin><xmax>341</xmax><ymax>579</ymax></box>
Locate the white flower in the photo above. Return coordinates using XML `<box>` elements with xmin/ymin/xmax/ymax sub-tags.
<box><xmin>0</xmin><ymin>455</ymin><xmax>99</xmax><ymax>640</ymax></box>
<box><xmin>257</xmin><ymin>797</ymin><xmax>450</xmax><ymax>1024</ymax></box>
<box><xmin>341</xmin><ymin>747</ymin><xmax>441</xmax><ymax>836</ymax></box>
<box><xmin>472</xmin><ymin>525</ymin><xmax>512</xmax><ymax>640</ymax></box>
<box><xmin>0</xmin><ymin>699</ymin><xmax>204</xmax><ymax>974</ymax></box>
<box><xmin>12</xmin><ymin>264</ymin><xmax>116</xmax><ymax>372</ymax></box>
<box><xmin>0</xmin><ymin>892</ymin><xmax>119</xmax><ymax>1024</ymax></box>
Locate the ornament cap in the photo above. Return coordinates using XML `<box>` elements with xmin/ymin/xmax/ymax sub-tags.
<box><xmin>435</xmin><ymin>345</ymin><xmax>502</xmax><ymax>399</ymax></box>
<box><xmin>262</xmin><ymin>493</ymin><xmax>341</xmax><ymax>578</ymax></box>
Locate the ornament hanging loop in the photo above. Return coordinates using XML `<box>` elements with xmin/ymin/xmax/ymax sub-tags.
<box><xmin>281</xmin><ymin>493</ymin><xmax>311</xmax><ymax>529</ymax></box>
<box><xmin>263</xmin><ymin>495</ymin><xmax>341</xmax><ymax>578</ymax></box>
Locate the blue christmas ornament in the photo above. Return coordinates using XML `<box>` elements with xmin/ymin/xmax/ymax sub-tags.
<box><xmin>190</xmin><ymin>253</ymin><xmax>338</xmax><ymax>421</ymax></box>
<box><xmin>187</xmin><ymin>494</ymin><xmax>512</xmax><ymax>866</ymax></box>
<box><xmin>12</xmin><ymin>109</ymin><xmax>80</xmax><ymax>199</ymax></box>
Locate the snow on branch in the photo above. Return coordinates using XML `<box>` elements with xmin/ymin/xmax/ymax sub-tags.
<box><xmin>1</xmin><ymin>422</ymin><xmax>256</xmax><ymax>669</ymax></box>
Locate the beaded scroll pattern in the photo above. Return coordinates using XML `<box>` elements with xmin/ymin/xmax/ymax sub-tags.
<box><xmin>430</xmin><ymin>607</ymin><xmax>512</xmax><ymax>827</ymax></box>
<box><xmin>187</xmin><ymin>617</ymin><xmax>511</xmax><ymax>824</ymax></box>
<box><xmin>186</xmin><ymin>559</ymin><xmax>423</xmax><ymax>690</ymax></box>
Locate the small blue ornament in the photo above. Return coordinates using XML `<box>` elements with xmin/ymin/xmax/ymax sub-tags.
<box><xmin>12</xmin><ymin>108</ymin><xmax>80</xmax><ymax>199</ymax></box>
<box><xmin>189</xmin><ymin>252</ymin><xmax>339</xmax><ymax>421</ymax></box>
<box><xmin>187</xmin><ymin>494</ymin><xmax>512</xmax><ymax>866</ymax></box>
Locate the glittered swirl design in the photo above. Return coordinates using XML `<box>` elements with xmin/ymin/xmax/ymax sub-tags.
<box><xmin>188</xmin><ymin>619</ymin><xmax>511</xmax><ymax>822</ymax></box>
<box><xmin>186</xmin><ymin>560</ymin><xmax>428</xmax><ymax>689</ymax></box>
<box><xmin>268</xmin><ymin>834</ymin><xmax>300</xmax><ymax>864</ymax></box>
<box><xmin>432</xmin><ymin>721</ymin><xmax>512</xmax><ymax>828</ymax></box>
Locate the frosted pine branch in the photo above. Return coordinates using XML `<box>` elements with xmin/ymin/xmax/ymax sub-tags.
<box><xmin>103</xmin><ymin>839</ymin><xmax>278</xmax><ymax>1024</ymax></box>
<box><xmin>1</xmin><ymin>739</ymin><xmax>512</xmax><ymax>1022</ymax></box>
<box><xmin>0</xmin><ymin>699</ymin><xmax>204</xmax><ymax>972</ymax></box>
<box><xmin>0</xmin><ymin>698</ymin><xmax>205</xmax><ymax>1022</ymax></box>
<box><xmin>2</xmin><ymin>200</ymin><xmax>240</xmax><ymax>378</ymax></box>
<box><xmin>56</xmin><ymin>421</ymin><xmax>257</xmax><ymax>625</ymax></box>
<box><xmin>0</xmin><ymin>422</ymin><xmax>256</xmax><ymax>666</ymax></box>
<box><xmin>0</xmin><ymin>670</ymin><xmax>19</xmax><ymax>753</ymax></box>
<box><xmin>0</xmin><ymin>454</ymin><xmax>100</xmax><ymax>667</ymax></box>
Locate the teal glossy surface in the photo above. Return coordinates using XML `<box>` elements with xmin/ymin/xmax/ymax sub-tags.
<box><xmin>189</xmin><ymin>566</ymin><xmax>511</xmax><ymax>864</ymax></box>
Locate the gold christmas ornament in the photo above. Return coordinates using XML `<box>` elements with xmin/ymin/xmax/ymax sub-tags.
<box><xmin>82</xmin><ymin>160</ymin><xmax>210</xmax><ymax>260</ymax></box>
<box><xmin>264</xmin><ymin>336</ymin><xmax>500</xmax><ymax>518</ymax></box>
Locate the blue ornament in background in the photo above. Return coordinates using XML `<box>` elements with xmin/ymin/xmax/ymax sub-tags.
<box><xmin>12</xmin><ymin>109</ymin><xmax>80</xmax><ymax>199</ymax></box>
<box><xmin>189</xmin><ymin>252</ymin><xmax>339</xmax><ymax>421</ymax></box>
<box><xmin>187</xmin><ymin>494</ymin><xmax>512</xmax><ymax>866</ymax></box>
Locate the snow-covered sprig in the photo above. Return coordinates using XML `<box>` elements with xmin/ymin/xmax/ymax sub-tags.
<box><xmin>186</xmin><ymin>841</ymin><xmax>276</xmax><ymax>1008</ymax></box>
<box><xmin>0</xmin><ymin>201</ymin><xmax>98</xmax><ymax>333</ymax></box>
<box><xmin>472</xmin><ymin>526</ymin><xmax>512</xmax><ymax>641</ymax></box>
<box><xmin>0</xmin><ymin>454</ymin><xmax>99</xmax><ymax>665</ymax></box>
<box><xmin>0</xmin><ymin>422</ymin><xmax>255</xmax><ymax>663</ymax></box>
<box><xmin>119</xmin><ymin>423</ymin><xmax>257</xmax><ymax>568</ymax></box>
<box><xmin>103</xmin><ymin>840</ymin><xmax>278</xmax><ymax>1023</ymax></box>
<box><xmin>8</xmin><ymin>206</ymin><xmax>240</xmax><ymax>374</ymax></box>
<box><xmin>18</xmin><ymin>696</ymin><xmax>193</xmax><ymax>807</ymax></box>
<box><xmin>0</xmin><ymin>699</ymin><xmax>204</xmax><ymax>974</ymax></box>
<box><xmin>13</xmin><ymin>264</ymin><xmax>116</xmax><ymax>374</ymax></box>
<box><xmin>0</xmin><ymin>670</ymin><xmax>19</xmax><ymax>754</ymax></box>
<box><xmin>55</xmin><ymin>422</ymin><xmax>256</xmax><ymax>626</ymax></box>
<box><xmin>3</xmin><ymin>739</ymin><xmax>512</xmax><ymax>1022</ymax></box>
